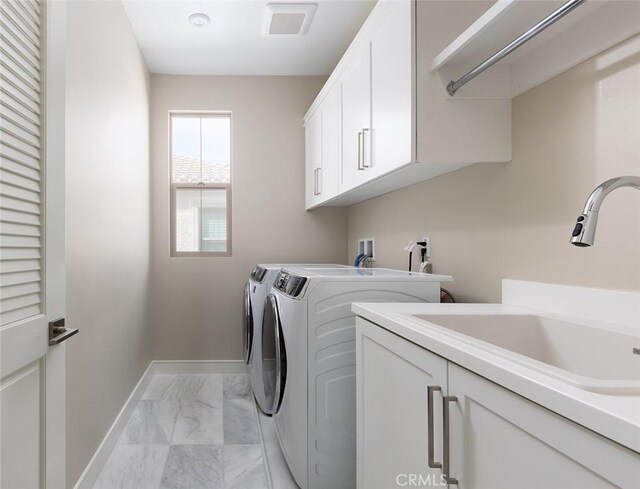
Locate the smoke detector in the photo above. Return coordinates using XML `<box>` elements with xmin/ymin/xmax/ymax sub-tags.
<box><xmin>262</xmin><ymin>3</ymin><xmax>318</xmax><ymax>36</ymax></box>
<box><xmin>188</xmin><ymin>13</ymin><xmax>211</xmax><ymax>27</ymax></box>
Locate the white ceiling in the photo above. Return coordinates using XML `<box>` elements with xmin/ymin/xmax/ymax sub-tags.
<box><xmin>122</xmin><ymin>0</ymin><xmax>376</xmax><ymax>75</ymax></box>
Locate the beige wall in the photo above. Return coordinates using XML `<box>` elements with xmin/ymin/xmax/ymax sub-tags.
<box><xmin>150</xmin><ymin>75</ymin><xmax>348</xmax><ymax>359</ymax></box>
<box><xmin>65</xmin><ymin>1</ymin><xmax>151</xmax><ymax>486</ymax></box>
<box><xmin>348</xmin><ymin>35</ymin><xmax>640</xmax><ymax>302</ymax></box>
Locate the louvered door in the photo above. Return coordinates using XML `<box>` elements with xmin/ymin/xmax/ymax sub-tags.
<box><xmin>1</xmin><ymin>0</ymin><xmax>44</xmax><ymax>326</ymax></box>
<box><xmin>0</xmin><ymin>0</ymin><xmax>67</xmax><ymax>487</ymax></box>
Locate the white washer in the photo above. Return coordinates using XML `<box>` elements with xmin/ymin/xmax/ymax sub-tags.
<box><xmin>262</xmin><ymin>267</ymin><xmax>453</xmax><ymax>489</ymax></box>
<box><xmin>244</xmin><ymin>263</ymin><xmax>350</xmax><ymax>414</ymax></box>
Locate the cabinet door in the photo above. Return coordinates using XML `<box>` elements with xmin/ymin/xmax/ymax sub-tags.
<box><xmin>370</xmin><ymin>0</ymin><xmax>413</xmax><ymax>177</ymax></box>
<box><xmin>305</xmin><ymin>110</ymin><xmax>322</xmax><ymax>209</ymax></box>
<box><xmin>341</xmin><ymin>50</ymin><xmax>371</xmax><ymax>192</ymax></box>
<box><xmin>356</xmin><ymin>319</ymin><xmax>448</xmax><ymax>489</ymax></box>
<box><xmin>319</xmin><ymin>83</ymin><xmax>339</xmax><ymax>202</ymax></box>
<box><xmin>448</xmin><ymin>364</ymin><xmax>640</xmax><ymax>489</ymax></box>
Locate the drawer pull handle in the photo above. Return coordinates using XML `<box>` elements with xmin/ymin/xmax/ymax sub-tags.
<box><xmin>313</xmin><ymin>168</ymin><xmax>319</xmax><ymax>195</ymax></box>
<box><xmin>362</xmin><ymin>128</ymin><xmax>371</xmax><ymax>168</ymax></box>
<box><xmin>443</xmin><ymin>395</ymin><xmax>459</xmax><ymax>485</ymax></box>
<box><xmin>427</xmin><ymin>385</ymin><xmax>442</xmax><ymax>469</ymax></box>
<box><xmin>357</xmin><ymin>131</ymin><xmax>364</xmax><ymax>170</ymax></box>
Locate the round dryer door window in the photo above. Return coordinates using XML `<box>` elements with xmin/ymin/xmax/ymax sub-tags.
<box><xmin>243</xmin><ymin>282</ymin><xmax>253</xmax><ymax>365</ymax></box>
<box><xmin>262</xmin><ymin>294</ymin><xmax>287</xmax><ymax>415</ymax></box>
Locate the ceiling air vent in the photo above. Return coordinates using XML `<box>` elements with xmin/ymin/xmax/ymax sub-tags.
<box><xmin>262</xmin><ymin>3</ymin><xmax>318</xmax><ymax>36</ymax></box>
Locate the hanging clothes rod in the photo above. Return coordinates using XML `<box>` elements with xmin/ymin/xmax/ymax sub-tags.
<box><xmin>447</xmin><ymin>0</ymin><xmax>586</xmax><ymax>96</ymax></box>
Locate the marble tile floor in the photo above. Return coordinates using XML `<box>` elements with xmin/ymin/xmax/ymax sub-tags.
<box><xmin>93</xmin><ymin>373</ymin><xmax>280</xmax><ymax>489</ymax></box>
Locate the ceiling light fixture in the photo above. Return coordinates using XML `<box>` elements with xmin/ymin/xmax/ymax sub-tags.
<box><xmin>188</xmin><ymin>13</ymin><xmax>211</xmax><ymax>27</ymax></box>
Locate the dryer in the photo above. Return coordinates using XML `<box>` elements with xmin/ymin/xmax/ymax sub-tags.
<box><xmin>244</xmin><ymin>263</ymin><xmax>350</xmax><ymax>414</ymax></box>
<box><xmin>262</xmin><ymin>267</ymin><xmax>453</xmax><ymax>489</ymax></box>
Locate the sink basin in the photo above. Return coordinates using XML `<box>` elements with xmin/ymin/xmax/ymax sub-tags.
<box><xmin>412</xmin><ymin>314</ymin><xmax>640</xmax><ymax>395</ymax></box>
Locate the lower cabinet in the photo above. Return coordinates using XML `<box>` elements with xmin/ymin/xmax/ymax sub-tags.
<box><xmin>357</xmin><ymin>319</ymin><xmax>448</xmax><ymax>489</ymax></box>
<box><xmin>447</xmin><ymin>364</ymin><xmax>639</xmax><ymax>489</ymax></box>
<box><xmin>356</xmin><ymin>318</ymin><xmax>640</xmax><ymax>489</ymax></box>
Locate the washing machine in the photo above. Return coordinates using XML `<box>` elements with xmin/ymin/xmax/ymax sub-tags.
<box><xmin>243</xmin><ymin>263</ymin><xmax>350</xmax><ymax>414</ymax></box>
<box><xmin>262</xmin><ymin>267</ymin><xmax>453</xmax><ymax>489</ymax></box>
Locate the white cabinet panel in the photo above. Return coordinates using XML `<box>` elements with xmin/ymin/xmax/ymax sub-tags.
<box><xmin>305</xmin><ymin>111</ymin><xmax>322</xmax><ymax>209</ymax></box>
<box><xmin>370</xmin><ymin>0</ymin><xmax>413</xmax><ymax>177</ymax></box>
<box><xmin>447</xmin><ymin>364</ymin><xmax>640</xmax><ymax>489</ymax></box>
<box><xmin>340</xmin><ymin>50</ymin><xmax>371</xmax><ymax>192</ymax></box>
<box><xmin>320</xmin><ymin>84</ymin><xmax>340</xmax><ymax>201</ymax></box>
<box><xmin>356</xmin><ymin>319</ymin><xmax>448</xmax><ymax>489</ymax></box>
<box><xmin>305</xmin><ymin>84</ymin><xmax>339</xmax><ymax>209</ymax></box>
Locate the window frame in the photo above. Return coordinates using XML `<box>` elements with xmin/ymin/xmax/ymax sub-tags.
<box><xmin>169</xmin><ymin>111</ymin><xmax>233</xmax><ymax>257</ymax></box>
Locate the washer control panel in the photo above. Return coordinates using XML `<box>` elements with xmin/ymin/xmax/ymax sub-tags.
<box><xmin>274</xmin><ymin>270</ymin><xmax>307</xmax><ymax>298</ymax></box>
<box><xmin>250</xmin><ymin>266</ymin><xmax>267</xmax><ymax>283</ymax></box>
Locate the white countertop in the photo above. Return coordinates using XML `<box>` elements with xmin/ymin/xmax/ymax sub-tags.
<box><xmin>352</xmin><ymin>299</ymin><xmax>640</xmax><ymax>454</ymax></box>
<box><xmin>281</xmin><ymin>266</ymin><xmax>453</xmax><ymax>281</ymax></box>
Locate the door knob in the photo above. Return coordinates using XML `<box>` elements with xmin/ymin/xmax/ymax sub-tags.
<box><xmin>49</xmin><ymin>318</ymin><xmax>79</xmax><ymax>346</ymax></box>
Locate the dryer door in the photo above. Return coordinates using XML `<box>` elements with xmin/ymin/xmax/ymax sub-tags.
<box><xmin>262</xmin><ymin>293</ymin><xmax>287</xmax><ymax>415</ymax></box>
<box><xmin>243</xmin><ymin>282</ymin><xmax>253</xmax><ymax>365</ymax></box>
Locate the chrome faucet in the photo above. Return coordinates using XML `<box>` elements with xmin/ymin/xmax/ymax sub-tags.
<box><xmin>571</xmin><ymin>176</ymin><xmax>640</xmax><ymax>247</ymax></box>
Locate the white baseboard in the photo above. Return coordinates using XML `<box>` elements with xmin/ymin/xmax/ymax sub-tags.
<box><xmin>73</xmin><ymin>361</ymin><xmax>154</xmax><ymax>489</ymax></box>
<box><xmin>73</xmin><ymin>359</ymin><xmax>249</xmax><ymax>489</ymax></box>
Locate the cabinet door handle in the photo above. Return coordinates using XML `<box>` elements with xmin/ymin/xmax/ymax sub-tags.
<box><xmin>362</xmin><ymin>128</ymin><xmax>371</xmax><ymax>168</ymax></box>
<box><xmin>313</xmin><ymin>168</ymin><xmax>318</xmax><ymax>195</ymax></box>
<box><xmin>427</xmin><ymin>385</ymin><xmax>442</xmax><ymax>469</ymax></box>
<box><xmin>443</xmin><ymin>395</ymin><xmax>459</xmax><ymax>485</ymax></box>
<box><xmin>317</xmin><ymin>167</ymin><xmax>322</xmax><ymax>195</ymax></box>
<box><xmin>357</xmin><ymin>131</ymin><xmax>364</xmax><ymax>170</ymax></box>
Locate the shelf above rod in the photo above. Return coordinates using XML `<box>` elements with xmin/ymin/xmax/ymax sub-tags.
<box><xmin>446</xmin><ymin>0</ymin><xmax>586</xmax><ymax>96</ymax></box>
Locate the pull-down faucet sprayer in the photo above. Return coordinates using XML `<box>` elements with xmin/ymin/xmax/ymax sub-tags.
<box><xmin>571</xmin><ymin>176</ymin><xmax>640</xmax><ymax>247</ymax></box>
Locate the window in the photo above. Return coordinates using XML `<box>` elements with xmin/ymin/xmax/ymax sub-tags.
<box><xmin>170</xmin><ymin>113</ymin><xmax>232</xmax><ymax>256</ymax></box>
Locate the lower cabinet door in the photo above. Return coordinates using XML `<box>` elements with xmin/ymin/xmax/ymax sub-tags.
<box><xmin>447</xmin><ymin>364</ymin><xmax>640</xmax><ymax>489</ymax></box>
<box><xmin>356</xmin><ymin>319</ymin><xmax>449</xmax><ymax>489</ymax></box>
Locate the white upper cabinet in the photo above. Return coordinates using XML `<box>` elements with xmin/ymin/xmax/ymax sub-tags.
<box><xmin>305</xmin><ymin>110</ymin><xmax>322</xmax><ymax>209</ymax></box>
<box><xmin>340</xmin><ymin>0</ymin><xmax>414</xmax><ymax>193</ymax></box>
<box><xmin>320</xmin><ymin>84</ymin><xmax>340</xmax><ymax>202</ymax></box>
<box><xmin>304</xmin><ymin>0</ymin><xmax>511</xmax><ymax>208</ymax></box>
<box><xmin>340</xmin><ymin>49</ymin><xmax>372</xmax><ymax>192</ymax></box>
<box><xmin>369</xmin><ymin>0</ymin><xmax>413</xmax><ymax>180</ymax></box>
<box><xmin>305</xmin><ymin>83</ymin><xmax>340</xmax><ymax>209</ymax></box>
